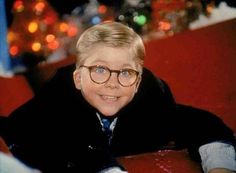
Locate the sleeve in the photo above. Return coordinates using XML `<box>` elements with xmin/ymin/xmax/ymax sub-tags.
<box><xmin>199</xmin><ymin>142</ymin><xmax>236</xmax><ymax>173</ymax></box>
<box><xmin>98</xmin><ymin>167</ymin><xmax>128</xmax><ymax>173</ymax></box>
<box><xmin>0</xmin><ymin>152</ymin><xmax>41</xmax><ymax>173</ymax></box>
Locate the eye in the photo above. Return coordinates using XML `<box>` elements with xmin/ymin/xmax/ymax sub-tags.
<box><xmin>120</xmin><ymin>69</ymin><xmax>134</xmax><ymax>78</ymax></box>
<box><xmin>93</xmin><ymin>66</ymin><xmax>107</xmax><ymax>74</ymax></box>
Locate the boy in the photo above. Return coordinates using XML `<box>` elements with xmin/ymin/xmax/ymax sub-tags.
<box><xmin>0</xmin><ymin>22</ymin><xmax>236</xmax><ymax>173</ymax></box>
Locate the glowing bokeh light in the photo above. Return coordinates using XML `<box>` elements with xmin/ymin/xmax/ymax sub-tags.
<box><xmin>28</xmin><ymin>22</ymin><xmax>38</xmax><ymax>33</ymax></box>
<box><xmin>32</xmin><ymin>42</ymin><xmax>41</xmax><ymax>52</ymax></box>
<box><xmin>46</xmin><ymin>34</ymin><xmax>56</xmax><ymax>43</ymax></box>
<box><xmin>134</xmin><ymin>15</ymin><xmax>147</xmax><ymax>26</ymax></box>
<box><xmin>47</xmin><ymin>40</ymin><xmax>59</xmax><ymax>50</ymax></box>
<box><xmin>9</xmin><ymin>46</ymin><xmax>19</xmax><ymax>56</ymax></box>
<box><xmin>35</xmin><ymin>2</ymin><xmax>46</xmax><ymax>13</ymax></box>
<box><xmin>13</xmin><ymin>0</ymin><xmax>24</xmax><ymax>12</ymax></box>
<box><xmin>158</xmin><ymin>21</ymin><xmax>171</xmax><ymax>31</ymax></box>
<box><xmin>91</xmin><ymin>16</ymin><xmax>101</xmax><ymax>25</ymax></box>
<box><xmin>67</xmin><ymin>26</ymin><xmax>78</xmax><ymax>37</ymax></box>
<box><xmin>98</xmin><ymin>5</ymin><xmax>107</xmax><ymax>14</ymax></box>
<box><xmin>7</xmin><ymin>31</ymin><xmax>16</xmax><ymax>43</ymax></box>
<box><xmin>59</xmin><ymin>22</ymin><xmax>69</xmax><ymax>32</ymax></box>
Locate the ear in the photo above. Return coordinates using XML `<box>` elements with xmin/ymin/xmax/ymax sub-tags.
<box><xmin>73</xmin><ymin>69</ymin><xmax>82</xmax><ymax>90</ymax></box>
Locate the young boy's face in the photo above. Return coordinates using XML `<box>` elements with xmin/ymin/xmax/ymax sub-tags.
<box><xmin>73</xmin><ymin>44</ymin><xmax>141</xmax><ymax>117</ymax></box>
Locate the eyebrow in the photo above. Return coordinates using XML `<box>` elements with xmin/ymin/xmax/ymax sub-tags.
<box><xmin>89</xmin><ymin>60</ymin><xmax>135</xmax><ymax>69</ymax></box>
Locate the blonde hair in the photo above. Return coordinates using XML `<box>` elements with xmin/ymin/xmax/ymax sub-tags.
<box><xmin>75</xmin><ymin>21</ymin><xmax>145</xmax><ymax>72</ymax></box>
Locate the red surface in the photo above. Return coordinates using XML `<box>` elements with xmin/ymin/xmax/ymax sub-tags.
<box><xmin>0</xmin><ymin>75</ymin><xmax>34</xmax><ymax>116</ymax></box>
<box><xmin>144</xmin><ymin>19</ymin><xmax>236</xmax><ymax>132</ymax></box>
<box><xmin>118</xmin><ymin>150</ymin><xmax>202</xmax><ymax>173</ymax></box>
<box><xmin>0</xmin><ymin>137</ymin><xmax>11</xmax><ymax>154</ymax></box>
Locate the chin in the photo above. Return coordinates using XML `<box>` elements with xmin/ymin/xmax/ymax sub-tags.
<box><xmin>99</xmin><ymin>109</ymin><xmax>119</xmax><ymax>117</ymax></box>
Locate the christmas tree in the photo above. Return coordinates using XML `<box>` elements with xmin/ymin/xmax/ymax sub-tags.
<box><xmin>7</xmin><ymin>0</ymin><xmax>79</xmax><ymax>71</ymax></box>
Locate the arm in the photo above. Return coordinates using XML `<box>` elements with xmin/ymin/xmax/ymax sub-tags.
<box><xmin>138</xmin><ymin>68</ymin><xmax>236</xmax><ymax>173</ymax></box>
<box><xmin>139</xmin><ymin>69</ymin><xmax>236</xmax><ymax>173</ymax></box>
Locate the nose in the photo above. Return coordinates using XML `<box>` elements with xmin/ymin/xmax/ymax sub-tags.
<box><xmin>105</xmin><ymin>72</ymin><xmax>119</xmax><ymax>88</ymax></box>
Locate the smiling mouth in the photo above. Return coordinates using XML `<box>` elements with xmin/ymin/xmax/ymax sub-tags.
<box><xmin>100</xmin><ymin>95</ymin><xmax>119</xmax><ymax>101</ymax></box>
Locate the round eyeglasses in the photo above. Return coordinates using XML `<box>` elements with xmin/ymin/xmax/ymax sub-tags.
<box><xmin>80</xmin><ymin>65</ymin><xmax>140</xmax><ymax>87</ymax></box>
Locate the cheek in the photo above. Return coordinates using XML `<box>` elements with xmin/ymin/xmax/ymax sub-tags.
<box><xmin>80</xmin><ymin>81</ymin><xmax>99</xmax><ymax>105</ymax></box>
<box><xmin>123</xmin><ymin>86</ymin><xmax>137</xmax><ymax>102</ymax></box>
<box><xmin>80</xmin><ymin>74</ymin><xmax>103</xmax><ymax>101</ymax></box>
<box><xmin>80</xmin><ymin>77</ymin><xmax>95</xmax><ymax>93</ymax></box>
<box><xmin>80</xmin><ymin>72</ymin><xmax>92</xmax><ymax>87</ymax></box>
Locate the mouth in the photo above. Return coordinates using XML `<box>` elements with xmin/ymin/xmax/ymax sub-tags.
<box><xmin>100</xmin><ymin>95</ymin><xmax>119</xmax><ymax>102</ymax></box>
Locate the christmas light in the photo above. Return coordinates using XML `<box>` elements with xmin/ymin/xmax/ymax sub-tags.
<box><xmin>28</xmin><ymin>22</ymin><xmax>38</xmax><ymax>33</ymax></box>
<box><xmin>158</xmin><ymin>21</ymin><xmax>171</xmax><ymax>30</ymax></box>
<box><xmin>91</xmin><ymin>16</ymin><xmax>101</xmax><ymax>25</ymax></box>
<box><xmin>67</xmin><ymin>25</ymin><xmax>78</xmax><ymax>37</ymax></box>
<box><xmin>47</xmin><ymin>40</ymin><xmax>59</xmax><ymax>50</ymax></box>
<box><xmin>98</xmin><ymin>5</ymin><xmax>107</xmax><ymax>14</ymax></box>
<box><xmin>134</xmin><ymin>15</ymin><xmax>147</xmax><ymax>26</ymax></box>
<box><xmin>9</xmin><ymin>46</ymin><xmax>19</xmax><ymax>56</ymax></box>
<box><xmin>32</xmin><ymin>42</ymin><xmax>41</xmax><ymax>52</ymax></box>
<box><xmin>43</xmin><ymin>14</ymin><xmax>57</xmax><ymax>25</ymax></box>
<box><xmin>34</xmin><ymin>2</ymin><xmax>46</xmax><ymax>14</ymax></box>
<box><xmin>45</xmin><ymin>34</ymin><xmax>56</xmax><ymax>43</ymax></box>
<box><xmin>118</xmin><ymin>15</ymin><xmax>125</xmax><ymax>21</ymax></box>
<box><xmin>13</xmin><ymin>0</ymin><xmax>24</xmax><ymax>13</ymax></box>
<box><xmin>7</xmin><ymin>31</ymin><xmax>16</xmax><ymax>43</ymax></box>
<box><xmin>59</xmin><ymin>22</ymin><xmax>69</xmax><ymax>33</ymax></box>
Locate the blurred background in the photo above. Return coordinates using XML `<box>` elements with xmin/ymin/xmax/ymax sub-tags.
<box><xmin>1</xmin><ymin>0</ymin><xmax>236</xmax><ymax>75</ymax></box>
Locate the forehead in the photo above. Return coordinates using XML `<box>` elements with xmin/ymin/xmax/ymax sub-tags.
<box><xmin>83</xmin><ymin>44</ymin><xmax>136</xmax><ymax>68</ymax></box>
